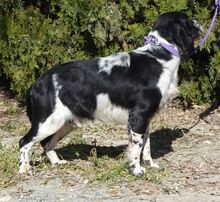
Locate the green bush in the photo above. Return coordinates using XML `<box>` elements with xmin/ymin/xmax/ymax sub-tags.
<box><xmin>0</xmin><ymin>0</ymin><xmax>220</xmax><ymax>103</ymax></box>
<box><xmin>0</xmin><ymin>4</ymin><xmax>85</xmax><ymax>97</ymax></box>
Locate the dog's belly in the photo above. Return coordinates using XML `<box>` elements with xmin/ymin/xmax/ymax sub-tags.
<box><xmin>94</xmin><ymin>94</ymin><xmax>128</xmax><ymax>125</ymax></box>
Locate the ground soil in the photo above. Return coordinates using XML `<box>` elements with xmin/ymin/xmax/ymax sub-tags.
<box><xmin>0</xmin><ymin>89</ymin><xmax>219</xmax><ymax>202</ymax></box>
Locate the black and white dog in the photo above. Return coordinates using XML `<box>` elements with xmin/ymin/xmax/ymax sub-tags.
<box><xmin>19</xmin><ymin>12</ymin><xmax>201</xmax><ymax>176</ymax></box>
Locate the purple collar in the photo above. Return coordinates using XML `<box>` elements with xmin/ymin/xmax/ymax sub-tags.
<box><xmin>144</xmin><ymin>35</ymin><xmax>180</xmax><ymax>58</ymax></box>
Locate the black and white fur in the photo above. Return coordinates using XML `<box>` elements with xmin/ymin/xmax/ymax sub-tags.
<box><xmin>19</xmin><ymin>12</ymin><xmax>201</xmax><ymax>176</ymax></box>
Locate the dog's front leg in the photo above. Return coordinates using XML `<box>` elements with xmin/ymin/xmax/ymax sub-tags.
<box><xmin>142</xmin><ymin>129</ymin><xmax>159</xmax><ymax>168</ymax></box>
<box><xmin>127</xmin><ymin>129</ymin><xmax>145</xmax><ymax>176</ymax></box>
<box><xmin>127</xmin><ymin>108</ymin><xmax>151</xmax><ymax>176</ymax></box>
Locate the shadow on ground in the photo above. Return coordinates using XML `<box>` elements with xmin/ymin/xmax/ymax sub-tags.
<box><xmin>57</xmin><ymin>143</ymin><xmax>126</xmax><ymax>161</ymax></box>
<box><xmin>56</xmin><ymin>127</ymin><xmax>187</xmax><ymax>161</ymax></box>
<box><xmin>199</xmin><ymin>99</ymin><xmax>220</xmax><ymax>119</ymax></box>
<box><xmin>150</xmin><ymin>127</ymin><xmax>187</xmax><ymax>158</ymax></box>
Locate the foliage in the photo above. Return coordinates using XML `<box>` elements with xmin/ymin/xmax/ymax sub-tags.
<box><xmin>0</xmin><ymin>0</ymin><xmax>220</xmax><ymax>103</ymax></box>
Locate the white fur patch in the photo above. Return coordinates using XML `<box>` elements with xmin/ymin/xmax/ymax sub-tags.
<box><xmin>157</xmin><ymin>57</ymin><xmax>180</xmax><ymax>107</ymax></box>
<box><xmin>98</xmin><ymin>52</ymin><xmax>130</xmax><ymax>75</ymax></box>
<box><xmin>46</xmin><ymin>150</ymin><xmax>67</xmax><ymax>164</ymax></box>
<box><xmin>46</xmin><ymin>150</ymin><xmax>61</xmax><ymax>164</ymax></box>
<box><xmin>133</xmin><ymin>44</ymin><xmax>153</xmax><ymax>54</ymax></box>
<box><xmin>94</xmin><ymin>93</ymin><xmax>128</xmax><ymax>124</ymax></box>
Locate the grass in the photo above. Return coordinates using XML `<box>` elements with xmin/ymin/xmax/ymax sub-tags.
<box><xmin>86</xmin><ymin>147</ymin><xmax>168</xmax><ymax>185</ymax></box>
<box><xmin>35</xmin><ymin>148</ymin><xmax>168</xmax><ymax>187</ymax></box>
<box><xmin>0</xmin><ymin>120</ymin><xmax>169</xmax><ymax>189</ymax></box>
<box><xmin>87</xmin><ymin>148</ymin><xmax>131</xmax><ymax>184</ymax></box>
<box><xmin>2</xmin><ymin>120</ymin><xmax>20</xmax><ymax>132</ymax></box>
<box><xmin>0</xmin><ymin>143</ymin><xmax>20</xmax><ymax>188</ymax></box>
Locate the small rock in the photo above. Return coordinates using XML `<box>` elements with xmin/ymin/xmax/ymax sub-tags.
<box><xmin>203</xmin><ymin>140</ymin><xmax>212</xmax><ymax>145</ymax></box>
<box><xmin>213</xmin><ymin>125</ymin><xmax>220</xmax><ymax>130</ymax></box>
<box><xmin>46</xmin><ymin>177</ymin><xmax>63</xmax><ymax>186</ymax></box>
<box><xmin>0</xmin><ymin>196</ymin><xmax>13</xmax><ymax>202</ymax></box>
<box><xmin>83</xmin><ymin>179</ymin><xmax>89</xmax><ymax>184</ymax></box>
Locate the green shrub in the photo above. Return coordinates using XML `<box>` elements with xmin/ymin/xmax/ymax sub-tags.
<box><xmin>0</xmin><ymin>0</ymin><xmax>219</xmax><ymax>103</ymax></box>
<box><xmin>0</xmin><ymin>5</ymin><xmax>84</xmax><ymax>97</ymax></box>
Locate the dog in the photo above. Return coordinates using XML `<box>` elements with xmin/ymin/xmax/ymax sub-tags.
<box><xmin>19</xmin><ymin>11</ymin><xmax>201</xmax><ymax>176</ymax></box>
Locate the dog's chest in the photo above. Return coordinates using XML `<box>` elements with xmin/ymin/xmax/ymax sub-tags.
<box><xmin>157</xmin><ymin>58</ymin><xmax>180</xmax><ymax>107</ymax></box>
<box><xmin>94</xmin><ymin>94</ymin><xmax>128</xmax><ymax>125</ymax></box>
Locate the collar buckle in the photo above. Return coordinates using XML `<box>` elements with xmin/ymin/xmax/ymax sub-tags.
<box><xmin>144</xmin><ymin>35</ymin><xmax>180</xmax><ymax>58</ymax></box>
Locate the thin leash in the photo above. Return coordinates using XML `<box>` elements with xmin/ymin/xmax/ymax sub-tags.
<box><xmin>187</xmin><ymin>0</ymin><xmax>220</xmax><ymax>58</ymax></box>
<box><xmin>184</xmin><ymin>0</ymin><xmax>220</xmax><ymax>130</ymax></box>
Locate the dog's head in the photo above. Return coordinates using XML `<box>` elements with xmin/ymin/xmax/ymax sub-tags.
<box><xmin>153</xmin><ymin>11</ymin><xmax>202</xmax><ymax>53</ymax></box>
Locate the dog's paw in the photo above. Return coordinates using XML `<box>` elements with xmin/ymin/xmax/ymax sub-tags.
<box><xmin>51</xmin><ymin>159</ymin><xmax>68</xmax><ymax>165</ymax></box>
<box><xmin>130</xmin><ymin>166</ymin><xmax>146</xmax><ymax>176</ymax></box>
<box><xmin>143</xmin><ymin>160</ymin><xmax>160</xmax><ymax>169</ymax></box>
<box><xmin>18</xmin><ymin>162</ymin><xmax>33</xmax><ymax>175</ymax></box>
<box><xmin>56</xmin><ymin>159</ymin><xmax>67</xmax><ymax>164</ymax></box>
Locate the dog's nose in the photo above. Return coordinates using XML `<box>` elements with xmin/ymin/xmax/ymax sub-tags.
<box><xmin>193</xmin><ymin>20</ymin><xmax>204</xmax><ymax>34</ymax></box>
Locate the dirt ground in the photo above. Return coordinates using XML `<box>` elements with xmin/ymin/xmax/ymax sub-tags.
<box><xmin>0</xmin><ymin>89</ymin><xmax>220</xmax><ymax>202</ymax></box>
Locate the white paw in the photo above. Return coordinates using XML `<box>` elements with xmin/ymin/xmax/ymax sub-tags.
<box><xmin>51</xmin><ymin>159</ymin><xmax>68</xmax><ymax>165</ymax></box>
<box><xmin>56</xmin><ymin>159</ymin><xmax>67</xmax><ymax>164</ymax></box>
<box><xmin>150</xmin><ymin>162</ymin><xmax>160</xmax><ymax>169</ymax></box>
<box><xmin>143</xmin><ymin>159</ymin><xmax>160</xmax><ymax>169</ymax></box>
<box><xmin>19</xmin><ymin>162</ymin><xmax>33</xmax><ymax>175</ymax></box>
<box><xmin>130</xmin><ymin>166</ymin><xmax>146</xmax><ymax>176</ymax></box>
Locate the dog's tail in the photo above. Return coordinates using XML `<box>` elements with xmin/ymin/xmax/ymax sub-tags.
<box><xmin>25</xmin><ymin>87</ymin><xmax>33</xmax><ymax>122</ymax></box>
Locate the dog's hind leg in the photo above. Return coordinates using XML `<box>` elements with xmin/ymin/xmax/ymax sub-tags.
<box><xmin>142</xmin><ymin>130</ymin><xmax>159</xmax><ymax>168</ymax></box>
<box><xmin>40</xmin><ymin>122</ymin><xmax>73</xmax><ymax>164</ymax></box>
<box><xmin>19</xmin><ymin>124</ymin><xmax>38</xmax><ymax>175</ymax></box>
<box><xmin>19</xmin><ymin>114</ymin><xmax>66</xmax><ymax>175</ymax></box>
